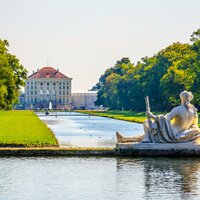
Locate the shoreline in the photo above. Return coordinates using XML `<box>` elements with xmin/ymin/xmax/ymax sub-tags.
<box><xmin>76</xmin><ymin>110</ymin><xmax>146</xmax><ymax>124</ymax></box>
<box><xmin>1</xmin><ymin>146</ymin><xmax>200</xmax><ymax>157</ymax></box>
<box><xmin>0</xmin><ymin>147</ymin><xmax>116</xmax><ymax>157</ymax></box>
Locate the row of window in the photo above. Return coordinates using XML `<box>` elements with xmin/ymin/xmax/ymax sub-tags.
<box><xmin>27</xmin><ymin>90</ymin><xmax>69</xmax><ymax>95</ymax></box>
<box><xmin>26</xmin><ymin>98</ymin><xmax>69</xmax><ymax>103</ymax></box>
<box><xmin>27</xmin><ymin>86</ymin><xmax>69</xmax><ymax>90</ymax></box>
<box><xmin>27</xmin><ymin>82</ymin><xmax>69</xmax><ymax>86</ymax></box>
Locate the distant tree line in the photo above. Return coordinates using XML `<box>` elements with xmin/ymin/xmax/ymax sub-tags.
<box><xmin>0</xmin><ymin>39</ymin><xmax>27</xmax><ymax>109</ymax></box>
<box><xmin>93</xmin><ymin>29</ymin><xmax>200</xmax><ymax>111</ymax></box>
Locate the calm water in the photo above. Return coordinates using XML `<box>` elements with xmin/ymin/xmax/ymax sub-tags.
<box><xmin>0</xmin><ymin>157</ymin><xmax>200</xmax><ymax>200</ymax></box>
<box><xmin>38</xmin><ymin>112</ymin><xmax>143</xmax><ymax>147</ymax></box>
<box><xmin>27</xmin><ymin>112</ymin><xmax>200</xmax><ymax>200</ymax></box>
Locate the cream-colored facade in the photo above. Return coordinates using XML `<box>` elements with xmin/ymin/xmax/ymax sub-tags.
<box><xmin>72</xmin><ymin>91</ymin><xmax>97</xmax><ymax>110</ymax></box>
<box><xmin>25</xmin><ymin>68</ymin><xmax>72</xmax><ymax>109</ymax></box>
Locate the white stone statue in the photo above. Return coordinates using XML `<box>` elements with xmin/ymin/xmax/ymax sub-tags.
<box><xmin>116</xmin><ymin>91</ymin><xmax>200</xmax><ymax>143</ymax></box>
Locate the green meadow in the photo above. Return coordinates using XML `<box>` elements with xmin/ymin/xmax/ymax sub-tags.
<box><xmin>0</xmin><ymin>111</ymin><xmax>58</xmax><ymax>147</ymax></box>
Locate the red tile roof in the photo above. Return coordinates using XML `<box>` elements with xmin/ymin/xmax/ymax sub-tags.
<box><xmin>28</xmin><ymin>67</ymin><xmax>71</xmax><ymax>79</ymax></box>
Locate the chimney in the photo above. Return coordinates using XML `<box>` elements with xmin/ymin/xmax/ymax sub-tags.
<box><xmin>57</xmin><ymin>68</ymin><xmax>59</xmax><ymax>71</ymax></box>
<box><xmin>37</xmin><ymin>68</ymin><xmax>39</xmax><ymax>72</ymax></box>
<box><xmin>33</xmin><ymin>70</ymin><xmax>35</xmax><ymax>74</ymax></box>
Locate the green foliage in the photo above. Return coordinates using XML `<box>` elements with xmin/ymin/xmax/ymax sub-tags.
<box><xmin>0</xmin><ymin>111</ymin><xmax>58</xmax><ymax>147</ymax></box>
<box><xmin>190</xmin><ymin>28</ymin><xmax>200</xmax><ymax>42</ymax></box>
<box><xmin>0</xmin><ymin>39</ymin><xmax>27</xmax><ymax>109</ymax></box>
<box><xmin>94</xmin><ymin>28</ymin><xmax>200</xmax><ymax>111</ymax></box>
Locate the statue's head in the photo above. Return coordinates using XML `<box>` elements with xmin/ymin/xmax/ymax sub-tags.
<box><xmin>180</xmin><ymin>91</ymin><xmax>193</xmax><ymax>103</ymax></box>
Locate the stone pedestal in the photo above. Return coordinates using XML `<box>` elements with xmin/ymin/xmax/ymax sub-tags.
<box><xmin>116</xmin><ymin>141</ymin><xmax>200</xmax><ymax>156</ymax></box>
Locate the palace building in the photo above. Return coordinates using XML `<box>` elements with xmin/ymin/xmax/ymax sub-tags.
<box><xmin>71</xmin><ymin>91</ymin><xmax>97</xmax><ymax>110</ymax></box>
<box><xmin>25</xmin><ymin>67</ymin><xmax>72</xmax><ymax>110</ymax></box>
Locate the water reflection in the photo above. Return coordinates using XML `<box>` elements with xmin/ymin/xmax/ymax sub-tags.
<box><xmin>0</xmin><ymin>157</ymin><xmax>200</xmax><ymax>199</ymax></box>
<box><xmin>117</xmin><ymin>157</ymin><xmax>200</xmax><ymax>200</ymax></box>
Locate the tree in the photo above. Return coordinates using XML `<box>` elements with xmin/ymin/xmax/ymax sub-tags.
<box><xmin>190</xmin><ymin>28</ymin><xmax>200</xmax><ymax>42</ymax></box>
<box><xmin>94</xmin><ymin>28</ymin><xmax>200</xmax><ymax>111</ymax></box>
<box><xmin>94</xmin><ymin>58</ymin><xmax>134</xmax><ymax>109</ymax></box>
<box><xmin>0</xmin><ymin>39</ymin><xmax>27</xmax><ymax>109</ymax></box>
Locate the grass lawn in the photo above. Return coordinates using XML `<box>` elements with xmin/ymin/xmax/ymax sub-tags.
<box><xmin>77</xmin><ymin>110</ymin><xmax>200</xmax><ymax>127</ymax></box>
<box><xmin>0</xmin><ymin>111</ymin><xmax>58</xmax><ymax>147</ymax></box>
<box><xmin>77</xmin><ymin>110</ymin><xmax>147</xmax><ymax>123</ymax></box>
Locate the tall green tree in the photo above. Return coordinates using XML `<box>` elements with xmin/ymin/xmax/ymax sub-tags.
<box><xmin>94</xmin><ymin>58</ymin><xmax>134</xmax><ymax>109</ymax></box>
<box><xmin>94</xmin><ymin>28</ymin><xmax>200</xmax><ymax>111</ymax></box>
<box><xmin>0</xmin><ymin>39</ymin><xmax>27</xmax><ymax>109</ymax></box>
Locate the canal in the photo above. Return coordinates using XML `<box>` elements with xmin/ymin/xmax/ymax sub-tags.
<box><xmin>37</xmin><ymin>112</ymin><xmax>143</xmax><ymax>147</ymax></box>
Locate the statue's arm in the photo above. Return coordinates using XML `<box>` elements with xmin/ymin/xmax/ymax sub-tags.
<box><xmin>165</xmin><ymin>107</ymin><xmax>178</xmax><ymax>121</ymax></box>
<box><xmin>146</xmin><ymin>111</ymin><xmax>158</xmax><ymax>121</ymax></box>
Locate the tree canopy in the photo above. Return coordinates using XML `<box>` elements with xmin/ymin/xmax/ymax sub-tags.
<box><xmin>0</xmin><ymin>39</ymin><xmax>27</xmax><ymax>109</ymax></box>
<box><xmin>93</xmin><ymin>29</ymin><xmax>200</xmax><ymax>111</ymax></box>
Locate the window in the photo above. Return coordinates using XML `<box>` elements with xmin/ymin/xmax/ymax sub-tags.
<box><xmin>40</xmin><ymin>83</ymin><xmax>43</xmax><ymax>86</ymax></box>
<box><xmin>47</xmin><ymin>82</ymin><xmax>49</xmax><ymax>85</ymax></box>
<box><xmin>63</xmin><ymin>86</ymin><xmax>65</xmax><ymax>89</ymax></box>
<box><xmin>63</xmin><ymin>91</ymin><xmax>65</xmax><ymax>95</ymax></box>
<box><xmin>53</xmin><ymin>83</ymin><xmax>56</xmax><ymax>86</ymax></box>
<box><xmin>35</xmin><ymin>86</ymin><xmax>37</xmax><ymax>89</ymax></box>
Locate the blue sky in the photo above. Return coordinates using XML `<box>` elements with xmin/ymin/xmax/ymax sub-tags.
<box><xmin>0</xmin><ymin>0</ymin><xmax>200</xmax><ymax>91</ymax></box>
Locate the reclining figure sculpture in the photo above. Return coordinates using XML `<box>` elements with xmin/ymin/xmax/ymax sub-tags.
<box><xmin>116</xmin><ymin>91</ymin><xmax>200</xmax><ymax>143</ymax></box>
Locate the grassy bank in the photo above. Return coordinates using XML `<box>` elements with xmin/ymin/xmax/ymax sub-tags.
<box><xmin>0</xmin><ymin>111</ymin><xmax>58</xmax><ymax>147</ymax></box>
<box><xmin>77</xmin><ymin>110</ymin><xmax>146</xmax><ymax>123</ymax></box>
<box><xmin>77</xmin><ymin>110</ymin><xmax>200</xmax><ymax>126</ymax></box>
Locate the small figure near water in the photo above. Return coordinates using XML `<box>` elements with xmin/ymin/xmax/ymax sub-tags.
<box><xmin>45</xmin><ymin>108</ymin><xmax>49</xmax><ymax>115</ymax></box>
<box><xmin>116</xmin><ymin>91</ymin><xmax>200</xmax><ymax>143</ymax></box>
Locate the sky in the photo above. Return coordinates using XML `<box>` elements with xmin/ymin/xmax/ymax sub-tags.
<box><xmin>0</xmin><ymin>0</ymin><xmax>200</xmax><ymax>91</ymax></box>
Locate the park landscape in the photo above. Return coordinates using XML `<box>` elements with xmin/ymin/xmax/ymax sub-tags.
<box><xmin>1</xmin><ymin>27</ymin><xmax>200</xmax><ymax>148</ymax></box>
<box><xmin>1</xmin><ymin>0</ymin><xmax>200</xmax><ymax>199</ymax></box>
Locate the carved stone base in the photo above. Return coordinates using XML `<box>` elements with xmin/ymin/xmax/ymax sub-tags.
<box><xmin>116</xmin><ymin>140</ymin><xmax>200</xmax><ymax>156</ymax></box>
